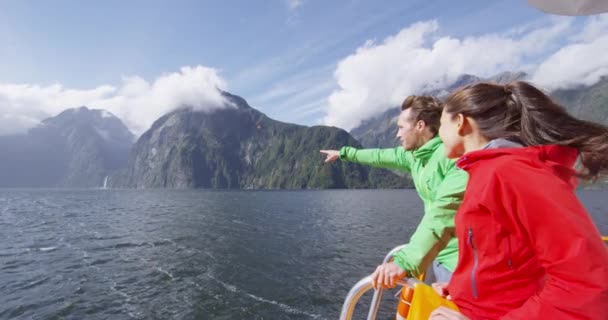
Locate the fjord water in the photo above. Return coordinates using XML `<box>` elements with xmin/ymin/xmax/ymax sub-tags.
<box><xmin>1</xmin><ymin>189</ymin><xmax>606</xmax><ymax>319</ymax></box>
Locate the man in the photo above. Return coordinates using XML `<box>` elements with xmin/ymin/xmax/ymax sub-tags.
<box><xmin>320</xmin><ymin>95</ymin><xmax>467</xmax><ymax>287</ymax></box>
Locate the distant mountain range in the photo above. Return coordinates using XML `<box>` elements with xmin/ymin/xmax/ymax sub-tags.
<box><xmin>0</xmin><ymin>72</ymin><xmax>605</xmax><ymax>189</ymax></box>
<box><xmin>0</xmin><ymin>95</ymin><xmax>408</xmax><ymax>189</ymax></box>
<box><xmin>551</xmin><ymin>76</ymin><xmax>608</xmax><ymax>126</ymax></box>
<box><xmin>0</xmin><ymin>107</ymin><xmax>133</xmax><ymax>187</ymax></box>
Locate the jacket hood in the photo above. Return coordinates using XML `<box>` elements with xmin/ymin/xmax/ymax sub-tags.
<box><xmin>457</xmin><ymin>143</ymin><xmax>578</xmax><ymax>187</ymax></box>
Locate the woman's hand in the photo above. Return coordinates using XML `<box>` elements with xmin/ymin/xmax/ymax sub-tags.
<box><xmin>370</xmin><ymin>261</ymin><xmax>407</xmax><ymax>289</ymax></box>
<box><xmin>432</xmin><ymin>282</ymin><xmax>452</xmax><ymax>300</ymax></box>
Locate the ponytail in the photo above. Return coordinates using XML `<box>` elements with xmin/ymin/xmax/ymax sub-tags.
<box><xmin>445</xmin><ymin>81</ymin><xmax>608</xmax><ymax>180</ymax></box>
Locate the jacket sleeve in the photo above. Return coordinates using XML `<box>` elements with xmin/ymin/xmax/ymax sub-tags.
<box><xmin>338</xmin><ymin>146</ymin><xmax>412</xmax><ymax>172</ymax></box>
<box><xmin>392</xmin><ymin>161</ymin><xmax>467</xmax><ymax>276</ymax></box>
<box><xmin>487</xmin><ymin>166</ymin><xmax>608</xmax><ymax>320</ymax></box>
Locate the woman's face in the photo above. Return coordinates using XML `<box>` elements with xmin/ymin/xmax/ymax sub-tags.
<box><xmin>439</xmin><ymin>109</ymin><xmax>465</xmax><ymax>159</ymax></box>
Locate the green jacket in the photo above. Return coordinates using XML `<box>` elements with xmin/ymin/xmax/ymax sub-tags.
<box><xmin>339</xmin><ymin>136</ymin><xmax>467</xmax><ymax>275</ymax></box>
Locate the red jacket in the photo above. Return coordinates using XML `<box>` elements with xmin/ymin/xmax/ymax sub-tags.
<box><xmin>448</xmin><ymin>145</ymin><xmax>608</xmax><ymax>320</ymax></box>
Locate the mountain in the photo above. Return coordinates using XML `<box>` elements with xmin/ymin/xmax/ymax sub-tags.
<box><xmin>351</xmin><ymin>72</ymin><xmax>529</xmax><ymax>148</ymax></box>
<box><xmin>113</xmin><ymin>93</ymin><xmax>410</xmax><ymax>189</ymax></box>
<box><xmin>552</xmin><ymin>76</ymin><xmax>608</xmax><ymax>189</ymax></box>
<box><xmin>551</xmin><ymin>76</ymin><xmax>608</xmax><ymax>125</ymax></box>
<box><xmin>0</xmin><ymin>107</ymin><xmax>134</xmax><ymax>187</ymax></box>
<box><xmin>487</xmin><ymin>71</ymin><xmax>528</xmax><ymax>85</ymax></box>
<box><xmin>350</xmin><ymin>108</ymin><xmax>401</xmax><ymax>149</ymax></box>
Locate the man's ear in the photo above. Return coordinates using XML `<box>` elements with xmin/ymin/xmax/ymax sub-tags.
<box><xmin>416</xmin><ymin>120</ymin><xmax>426</xmax><ymax>131</ymax></box>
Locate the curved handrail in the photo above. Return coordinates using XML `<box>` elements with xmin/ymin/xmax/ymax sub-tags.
<box><xmin>366</xmin><ymin>244</ymin><xmax>406</xmax><ymax>319</ymax></box>
<box><xmin>338</xmin><ymin>244</ymin><xmax>407</xmax><ymax>320</ymax></box>
<box><xmin>339</xmin><ymin>276</ymin><xmax>419</xmax><ymax>320</ymax></box>
<box><xmin>339</xmin><ymin>275</ymin><xmax>373</xmax><ymax>320</ymax></box>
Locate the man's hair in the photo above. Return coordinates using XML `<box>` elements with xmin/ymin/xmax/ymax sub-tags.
<box><xmin>401</xmin><ymin>95</ymin><xmax>443</xmax><ymax>135</ymax></box>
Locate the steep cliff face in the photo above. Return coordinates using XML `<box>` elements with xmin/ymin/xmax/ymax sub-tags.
<box><xmin>116</xmin><ymin>93</ymin><xmax>410</xmax><ymax>189</ymax></box>
<box><xmin>552</xmin><ymin>76</ymin><xmax>608</xmax><ymax>125</ymax></box>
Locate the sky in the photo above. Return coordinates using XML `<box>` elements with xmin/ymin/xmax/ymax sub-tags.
<box><xmin>0</xmin><ymin>0</ymin><xmax>607</xmax><ymax>135</ymax></box>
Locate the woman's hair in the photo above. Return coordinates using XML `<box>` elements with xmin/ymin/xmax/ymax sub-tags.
<box><xmin>401</xmin><ymin>95</ymin><xmax>443</xmax><ymax>135</ymax></box>
<box><xmin>444</xmin><ymin>81</ymin><xmax>608</xmax><ymax>180</ymax></box>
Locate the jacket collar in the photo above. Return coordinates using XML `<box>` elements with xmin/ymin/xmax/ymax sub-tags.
<box><xmin>412</xmin><ymin>136</ymin><xmax>442</xmax><ymax>161</ymax></box>
<box><xmin>457</xmin><ymin>138</ymin><xmax>523</xmax><ymax>169</ymax></box>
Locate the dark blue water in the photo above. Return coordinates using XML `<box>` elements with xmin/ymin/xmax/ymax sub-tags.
<box><xmin>0</xmin><ymin>190</ymin><xmax>606</xmax><ymax>319</ymax></box>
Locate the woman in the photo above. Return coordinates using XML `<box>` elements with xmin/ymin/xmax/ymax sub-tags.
<box><xmin>430</xmin><ymin>81</ymin><xmax>608</xmax><ymax>319</ymax></box>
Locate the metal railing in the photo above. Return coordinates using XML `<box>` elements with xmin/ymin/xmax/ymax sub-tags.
<box><xmin>339</xmin><ymin>244</ymin><xmax>413</xmax><ymax>320</ymax></box>
<box><xmin>339</xmin><ymin>275</ymin><xmax>421</xmax><ymax>320</ymax></box>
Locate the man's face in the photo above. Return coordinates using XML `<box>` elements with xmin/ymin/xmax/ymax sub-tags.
<box><xmin>396</xmin><ymin>109</ymin><xmax>420</xmax><ymax>151</ymax></box>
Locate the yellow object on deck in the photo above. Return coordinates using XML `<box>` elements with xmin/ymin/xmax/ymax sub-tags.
<box><xmin>603</xmin><ymin>236</ymin><xmax>608</xmax><ymax>243</ymax></box>
<box><xmin>406</xmin><ymin>283</ymin><xmax>459</xmax><ymax>320</ymax></box>
<box><xmin>396</xmin><ymin>273</ymin><xmax>426</xmax><ymax>319</ymax></box>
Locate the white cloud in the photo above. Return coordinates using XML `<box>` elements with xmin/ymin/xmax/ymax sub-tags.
<box><xmin>572</xmin><ymin>14</ymin><xmax>608</xmax><ymax>42</ymax></box>
<box><xmin>287</xmin><ymin>0</ymin><xmax>303</xmax><ymax>11</ymax></box>
<box><xmin>532</xmin><ymin>14</ymin><xmax>608</xmax><ymax>89</ymax></box>
<box><xmin>0</xmin><ymin>65</ymin><xmax>229</xmax><ymax>136</ymax></box>
<box><xmin>323</xmin><ymin>19</ymin><xmax>574</xmax><ymax>130</ymax></box>
<box><xmin>532</xmin><ymin>37</ymin><xmax>608</xmax><ymax>89</ymax></box>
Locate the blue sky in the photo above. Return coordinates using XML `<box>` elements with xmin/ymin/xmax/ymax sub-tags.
<box><xmin>0</xmin><ymin>0</ymin><xmax>541</xmax><ymax>86</ymax></box>
<box><xmin>0</xmin><ymin>0</ymin><xmax>606</xmax><ymax>134</ymax></box>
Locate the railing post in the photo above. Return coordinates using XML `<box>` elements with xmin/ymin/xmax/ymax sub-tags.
<box><xmin>339</xmin><ymin>276</ymin><xmax>419</xmax><ymax>320</ymax></box>
<box><xmin>339</xmin><ymin>276</ymin><xmax>374</xmax><ymax>320</ymax></box>
<box><xmin>366</xmin><ymin>245</ymin><xmax>407</xmax><ymax>320</ymax></box>
<box><xmin>339</xmin><ymin>244</ymin><xmax>407</xmax><ymax>320</ymax></box>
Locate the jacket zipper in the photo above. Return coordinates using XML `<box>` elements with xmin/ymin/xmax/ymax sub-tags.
<box><xmin>468</xmin><ymin>227</ymin><xmax>479</xmax><ymax>299</ymax></box>
<box><xmin>507</xmin><ymin>236</ymin><xmax>514</xmax><ymax>269</ymax></box>
<box><xmin>418</xmin><ymin>164</ymin><xmax>427</xmax><ymax>193</ymax></box>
